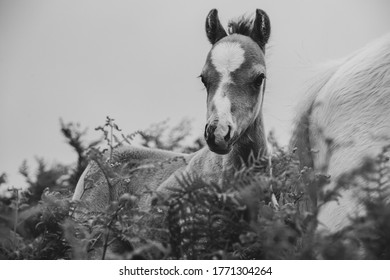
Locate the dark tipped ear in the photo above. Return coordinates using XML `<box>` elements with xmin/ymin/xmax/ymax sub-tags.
<box><xmin>250</xmin><ymin>9</ymin><xmax>271</xmax><ymax>52</ymax></box>
<box><xmin>205</xmin><ymin>9</ymin><xmax>228</xmax><ymax>44</ymax></box>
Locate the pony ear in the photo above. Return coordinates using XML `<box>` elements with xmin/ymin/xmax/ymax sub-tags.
<box><xmin>250</xmin><ymin>9</ymin><xmax>271</xmax><ymax>52</ymax></box>
<box><xmin>205</xmin><ymin>9</ymin><xmax>228</xmax><ymax>44</ymax></box>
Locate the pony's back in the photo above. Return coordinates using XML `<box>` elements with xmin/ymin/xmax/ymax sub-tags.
<box><xmin>292</xmin><ymin>34</ymin><xmax>390</xmax><ymax>232</ymax></box>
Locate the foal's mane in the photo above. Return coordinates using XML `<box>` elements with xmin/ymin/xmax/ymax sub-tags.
<box><xmin>228</xmin><ymin>15</ymin><xmax>254</xmax><ymax>36</ymax></box>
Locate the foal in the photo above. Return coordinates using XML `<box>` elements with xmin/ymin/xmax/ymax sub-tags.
<box><xmin>73</xmin><ymin>9</ymin><xmax>271</xmax><ymax>214</ymax></box>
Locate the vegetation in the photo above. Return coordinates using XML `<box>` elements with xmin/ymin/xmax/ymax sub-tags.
<box><xmin>0</xmin><ymin>117</ymin><xmax>389</xmax><ymax>260</ymax></box>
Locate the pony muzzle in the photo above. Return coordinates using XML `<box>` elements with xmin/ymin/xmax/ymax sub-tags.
<box><xmin>204</xmin><ymin>122</ymin><xmax>233</xmax><ymax>154</ymax></box>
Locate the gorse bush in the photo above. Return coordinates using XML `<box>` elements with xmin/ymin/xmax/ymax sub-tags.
<box><xmin>0</xmin><ymin>117</ymin><xmax>389</xmax><ymax>259</ymax></box>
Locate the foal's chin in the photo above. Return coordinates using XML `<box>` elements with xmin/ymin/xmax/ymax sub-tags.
<box><xmin>207</xmin><ymin>144</ymin><xmax>232</xmax><ymax>155</ymax></box>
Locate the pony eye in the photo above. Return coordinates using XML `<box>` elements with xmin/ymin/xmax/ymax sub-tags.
<box><xmin>254</xmin><ymin>73</ymin><xmax>265</xmax><ymax>88</ymax></box>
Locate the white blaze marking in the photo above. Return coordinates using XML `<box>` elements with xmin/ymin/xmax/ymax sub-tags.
<box><xmin>211</xmin><ymin>42</ymin><xmax>245</xmax><ymax>75</ymax></box>
<box><xmin>211</xmin><ymin>42</ymin><xmax>245</xmax><ymax>135</ymax></box>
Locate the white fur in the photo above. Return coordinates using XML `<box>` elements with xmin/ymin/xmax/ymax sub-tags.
<box><xmin>212</xmin><ymin>85</ymin><xmax>234</xmax><ymax>137</ymax></box>
<box><xmin>72</xmin><ymin>164</ymin><xmax>90</xmax><ymax>201</ymax></box>
<box><xmin>211</xmin><ymin>42</ymin><xmax>245</xmax><ymax>136</ymax></box>
<box><xmin>294</xmin><ymin>33</ymin><xmax>390</xmax><ymax>233</ymax></box>
<box><xmin>211</xmin><ymin>41</ymin><xmax>245</xmax><ymax>74</ymax></box>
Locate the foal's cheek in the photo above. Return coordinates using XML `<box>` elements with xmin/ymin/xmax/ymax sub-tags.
<box><xmin>235</xmin><ymin>110</ymin><xmax>252</xmax><ymax>130</ymax></box>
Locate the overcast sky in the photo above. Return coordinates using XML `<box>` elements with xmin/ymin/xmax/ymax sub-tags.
<box><xmin>1</xmin><ymin>0</ymin><xmax>389</xmax><ymax>188</ymax></box>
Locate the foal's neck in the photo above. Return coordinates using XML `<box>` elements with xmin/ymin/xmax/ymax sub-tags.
<box><xmin>225</xmin><ymin>114</ymin><xmax>267</xmax><ymax>170</ymax></box>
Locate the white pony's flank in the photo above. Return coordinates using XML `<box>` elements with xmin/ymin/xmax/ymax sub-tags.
<box><xmin>292</xmin><ymin>34</ymin><xmax>390</xmax><ymax>233</ymax></box>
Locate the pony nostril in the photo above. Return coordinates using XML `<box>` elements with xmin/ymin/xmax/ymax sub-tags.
<box><xmin>205</xmin><ymin>123</ymin><xmax>217</xmax><ymax>142</ymax></box>
<box><xmin>224</xmin><ymin>125</ymin><xmax>232</xmax><ymax>142</ymax></box>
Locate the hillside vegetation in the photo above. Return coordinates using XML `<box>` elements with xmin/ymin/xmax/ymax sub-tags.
<box><xmin>1</xmin><ymin>117</ymin><xmax>389</xmax><ymax>260</ymax></box>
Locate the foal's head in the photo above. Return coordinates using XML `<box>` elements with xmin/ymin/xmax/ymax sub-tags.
<box><xmin>201</xmin><ymin>9</ymin><xmax>270</xmax><ymax>155</ymax></box>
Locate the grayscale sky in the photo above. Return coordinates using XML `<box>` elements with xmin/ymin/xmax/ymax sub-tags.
<box><xmin>1</xmin><ymin>0</ymin><xmax>389</xmax><ymax>189</ymax></box>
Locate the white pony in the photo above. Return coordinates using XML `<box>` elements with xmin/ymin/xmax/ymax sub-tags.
<box><xmin>291</xmin><ymin>33</ymin><xmax>390</xmax><ymax>233</ymax></box>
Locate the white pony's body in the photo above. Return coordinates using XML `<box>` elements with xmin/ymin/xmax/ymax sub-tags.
<box><xmin>292</xmin><ymin>34</ymin><xmax>390</xmax><ymax>233</ymax></box>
